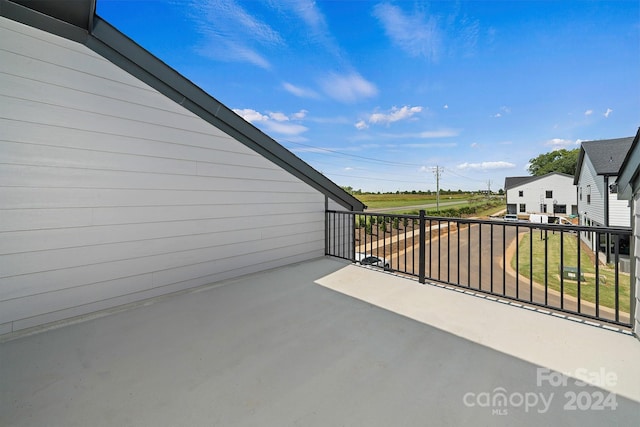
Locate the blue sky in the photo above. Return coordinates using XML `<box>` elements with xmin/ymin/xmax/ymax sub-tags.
<box><xmin>97</xmin><ymin>0</ymin><xmax>640</xmax><ymax>193</ymax></box>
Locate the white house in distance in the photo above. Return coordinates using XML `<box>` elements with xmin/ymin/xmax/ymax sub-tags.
<box><xmin>614</xmin><ymin>127</ymin><xmax>640</xmax><ymax>335</ymax></box>
<box><xmin>0</xmin><ymin>0</ymin><xmax>364</xmax><ymax>335</ymax></box>
<box><xmin>504</xmin><ymin>172</ymin><xmax>577</xmax><ymax>216</ymax></box>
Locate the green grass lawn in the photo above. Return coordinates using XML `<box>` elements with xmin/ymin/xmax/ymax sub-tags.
<box><xmin>355</xmin><ymin>193</ymin><xmax>468</xmax><ymax>209</ymax></box>
<box><xmin>511</xmin><ymin>231</ymin><xmax>630</xmax><ymax>313</ymax></box>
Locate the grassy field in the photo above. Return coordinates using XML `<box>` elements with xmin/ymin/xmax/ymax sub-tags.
<box><xmin>355</xmin><ymin>193</ymin><xmax>468</xmax><ymax>209</ymax></box>
<box><xmin>511</xmin><ymin>231</ymin><xmax>630</xmax><ymax>313</ymax></box>
<box><xmin>352</xmin><ymin>193</ymin><xmax>505</xmax><ymax>217</ymax></box>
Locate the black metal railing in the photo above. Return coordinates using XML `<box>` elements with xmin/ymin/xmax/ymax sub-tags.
<box><xmin>326</xmin><ymin>210</ymin><xmax>633</xmax><ymax>328</ymax></box>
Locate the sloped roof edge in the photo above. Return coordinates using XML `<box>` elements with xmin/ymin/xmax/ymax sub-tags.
<box><xmin>1</xmin><ymin>0</ymin><xmax>365</xmax><ymax>211</ymax></box>
<box><xmin>573</xmin><ymin>136</ymin><xmax>634</xmax><ymax>185</ymax></box>
<box><xmin>504</xmin><ymin>172</ymin><xmax>574</xmax><ymax>191</ymax></box>
<box><xmin>615</xmin><ymin>128</ymin><xmax>640</xmax><ymax>200</ymax></box>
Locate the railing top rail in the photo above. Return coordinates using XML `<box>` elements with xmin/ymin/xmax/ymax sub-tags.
<box><xmin>327</xmin><ymin>210</ymin><xmax>631</xmax><ymax>235</ymax></box>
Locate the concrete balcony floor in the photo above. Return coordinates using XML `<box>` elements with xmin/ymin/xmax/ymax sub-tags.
<box><xmin>1</xmin><ymin>257</ymin><xmax>639</xmax><ymax>426</ymax></box>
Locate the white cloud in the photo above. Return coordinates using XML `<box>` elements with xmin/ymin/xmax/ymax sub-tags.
<box><xmin>443</xmin><ymin>104</ymin><xmax>449</xmax><ymax>109</ymax></box>
<box><xmin>291</xmin><ymin>110</ymin><xmax>308</xmax><ymax>120</ymax></box>
<box><xmin>233</xmin><ymin>108</ymin><xmax>308</xmax><ymax>137</ymax></box>
<box><xmin>271</xmin><ymin>0</ymin><xmax>343</xmax><ymax>58</ymax></box>
<box><xmin>401</xmin><ymin>142</ymin><xmax>457</xmax><ymax>148</ymax></box>
<box><xmin>263</xmin><ymin>121</ymin><xmax>308</xmax><ymax>136</ymax></box>
<box><xmin>457</xmin><ymin>161</ymin><xmax>516</xmax><ymax>171</ymax></box>
<box><xmin>282</xmin><ymin>82</ymin><xmax>320</xmax><ymax>99</ymax></box>
<box><xmin>470</xmin><ymin>142</ymin><xmax>478</xmax><ymax>148</ymax></box>
<box><xmin>493</xmin><ymin>106</ymin><xmax>511</xmax><ymax>118</ymax></box>
<box><xmin>545</xmin><ymin>138</ymin><xmax>581</xmax><ymax>148</ymax></box>
<box><xmin>233</xmin><ymin>108</ymin><xmax>269</xmax><ymax>122</ymax></box>
<box><xmin>355</xmin><ymin>120</ymin><xmax>368</xmax><ymax>130</ymax></box>
<box><xmin>268</xmin><ymin>112</ymin><xmax>289</xmax><ymax>122</ymax></box>
<box><xmin>368</xmin><ymin>105</ymin><xmax>423</xmax><ymax>125</ymax></box>
<box><xmin>417</xmin><ymin>129</ymin><xmax>459</xmax><ymax>138</ymax></box>
<box><xmin>378</xmin><ymin>129</ymin><xmax>460</xmax><ymax>139</ymax></box>
<box><xmin>604</xmin><ymin>108</ymin><xmax>613</xmax><ymax>118</ymax></box>
<box><xmin>373</xmin><ymin>3</ymin><xmax>440</xmax><ymax>61</ymax></box>
<box><xmin>320</xmin><ymin>72</ymin><xmax>378</xmax><ymax>103</ymax></box>
<box><xmin>190</xmin><ymin>0</ymin><xmax>283</xmax><ymax>69</ymax></box>
<box><xmin>584</xmin><ymin>109</ymin><xmax>593</xmax><ymax>116</ymax></box>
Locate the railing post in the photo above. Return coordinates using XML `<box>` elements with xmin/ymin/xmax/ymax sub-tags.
<box><xmin>419</xmin><ymin>210</ymin><xmax>426</xmax><ymax>284</ymax></box>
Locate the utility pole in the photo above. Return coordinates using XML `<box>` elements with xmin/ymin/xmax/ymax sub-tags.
<box><xmin>486</xmin><ymin>180</ymin><xmax>492</xmax><ymax>198</ymax></box>
<box><xmin>433</xmin><ymin>166</ymin><xmax>443</xmax><ymax>213</ymax></box>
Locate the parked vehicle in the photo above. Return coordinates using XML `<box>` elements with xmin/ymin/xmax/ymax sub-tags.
<box><xmin>503</xmin><ymin>214</ymin><xmax>518</xmax><ymax>222</ymax></box>
<box><xmin>355</xmin><ymin>252</ymin><xmax>390</xmax><ymax>270</ymax></box>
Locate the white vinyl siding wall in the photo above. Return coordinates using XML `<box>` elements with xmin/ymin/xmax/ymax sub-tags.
<box><xmin>608</xmin><ymin>182</ymin><xmax>631</xmax><ymax>227</ymax></box>
<box><xmin>506</xmin><ymin>174</ymin><xmax>576</xmax><ymax>215</ymax></box>
<box><xmin>577</xmin><ymin>156</ymin><xmax>606</xmax><ymax>226</ymax></box>
<box><xmin>0</xmin><ymin>17</ymin><xmax>329</xmax><ymax>333</ymax></box>
<box><xmin>634</xmin><ymin>192</ymin><xmax>640</xmax><ymax>333</ymax></box>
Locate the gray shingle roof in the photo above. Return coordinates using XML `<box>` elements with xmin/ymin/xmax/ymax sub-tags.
<box><xmin>504</xmin><ymin>172</ymin><xmax>573</xmax><ymax>191</ymax></box>
<box><xmin>574</xmin><ymin>137</ymin><xmax>634</xmax><ymax>184</ymax></box>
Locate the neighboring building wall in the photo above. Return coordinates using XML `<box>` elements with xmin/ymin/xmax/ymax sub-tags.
<box><xmin>506</xmin><ymin>174</ymin><xmax>576</xmax><ymax>215</ymax></box>
<box><xmin>577</xmin><ymin>155</ymin><xmax>606</xmax><ymax>226</ymax></box>
<box><xmin>609</xmin><ymin>183</ymin><xmax>631</xmax><ymax>227</ymax></box>
<box><xmin>633</xmin><ymin>192</ymin><xmax>640</xmax><ymax>334</ymax></box>
<box><xmin>0</xmin><ymin>17</ymin><xmax>332</xmax><ymax>334</ymax></box>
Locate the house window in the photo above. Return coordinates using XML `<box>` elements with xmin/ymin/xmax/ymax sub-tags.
<box><xmin>518</xmin><ymin>190</ymin><xmax>523</xmax><ymax>197</ymax></box>
<box><xmin>545</xmin><ymin>190</ymin><xmax>553</xmax><ymax>198</ymax></box>
<box><xmin>519</xmin><ymin>204</ymin><xmax>526</xmax><ymax>213</ymax></box>
<box><xmin>579</xmin><ymin>187</ymin><xmax>582</xmax><ymax>201</ymax></box>
<box><xmin>554</xmin><ymin>204</ymin><xmax>567</xmax><ymax>214</ymax></box>
<box><xmin>587</xmin><ymin>185</ymin><xmax>591</xmax><ymax>204</ymax></box>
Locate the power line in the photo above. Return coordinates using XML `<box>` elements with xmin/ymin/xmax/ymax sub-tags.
<box><xmin>326</xmin><ymin>172</ymin><xmax>424</xmax><ymax>184</ymax></box>
<box><xmin>283</xmin><ymin>139</ymin><xmax>426</xmax><ymax>167</ymax></box>
<box><xmin>280</xmin><ymin>138</ymin><xmax>497</xmax><ymax>187</ymax></box>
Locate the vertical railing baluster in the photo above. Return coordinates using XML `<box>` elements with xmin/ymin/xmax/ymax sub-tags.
<box><xmin>595</xmin><ymin>231</ymin><xmax>600</xmax><ymax>318</ymax></box>
<box><xmin>428</xmin><ymin>218</ymin><xmax>433</xmax><ymax>279</ymax></box>
<box><xmin>478</xmin><ymin>223</ymin><xmax>482</xmax><ymax>289</ymax></box>
<box><xmin>514</xmin><ymin>223</ymin><xmax>518</xmax><ymax>299</ymax></box>
<box><xmin>419</xmin><ymin>210</ymin><xmax>425</xmax><ymax>284</ymax></box>
<box><xmin>544</xmin><ymin>229</ymin><xmax>548</xmax><ymax>306</ymax></box>
<box><xmin>529</xmin><ymin>227</ymin><xmax>533</xmax><ymax>302</ymax></box>
<box><xmin>437</xmin><ymin>219</ymin><xmax>441</xmax><ymax>281</ymax></box>
<box><xmin>457</xmin><ymin>220</ymin><xmax>461</xmax><ymax>286</ymax></box>
<box><xmin>576</xmin><ymin>229</ymin><xmax>581</xmax><ymax>313</ymax></box>
<box><xmin>490</xmin><ymin>223</ymin><xmax>494</xmax><ymax>294</ymax></box>
<box><xmin>560</xmin><ymin>230</ymin><xmax>564</xmax><ymax>310</ymax></box>
<box><xmin>447</xmin><ymin>220</ymin><xmax>451</xmax><ymax>283</ymax></box>
<box><xmin>614</xmin><ymin>233</ymin><xmax>620</xmax><ymax>323</ymax></box>
<box><xmin>503</xmin><ymin>223</ymin><xmax>507</xmax><ymax>297</ymax></box>
<box><xmin>468</xmin><ymin>222</ymin><xmax>471</xmax><ymax>287</ymax></box>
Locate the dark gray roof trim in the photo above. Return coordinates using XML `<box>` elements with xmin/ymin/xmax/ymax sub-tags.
<box><xmin>11</xmin><ymin>0</ymin><xmax>94</xmax><ymax>29</ymax></box>
<box><xmin>573</xmin><ymin>136</ymin><xmax>634</xmax><ymax>184</ymax></box>
<box><xmin>615</xmin><ymin>128</ymin><xmax>640</xmax><ymax>200</ymax></box>
<box><xmin>1</xmin><ymin>0</ymin><xmax>364</xmax><ymax>211</ymax></box>
<box><xmin>0</xmin><ymin>0</ymin><xmax>90</xmax><ymax>42</ymax></box>
<box><xmin>504</xmin><ymin>172</ymin><xmax>573</xmax><ymax>191</ymax></box>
